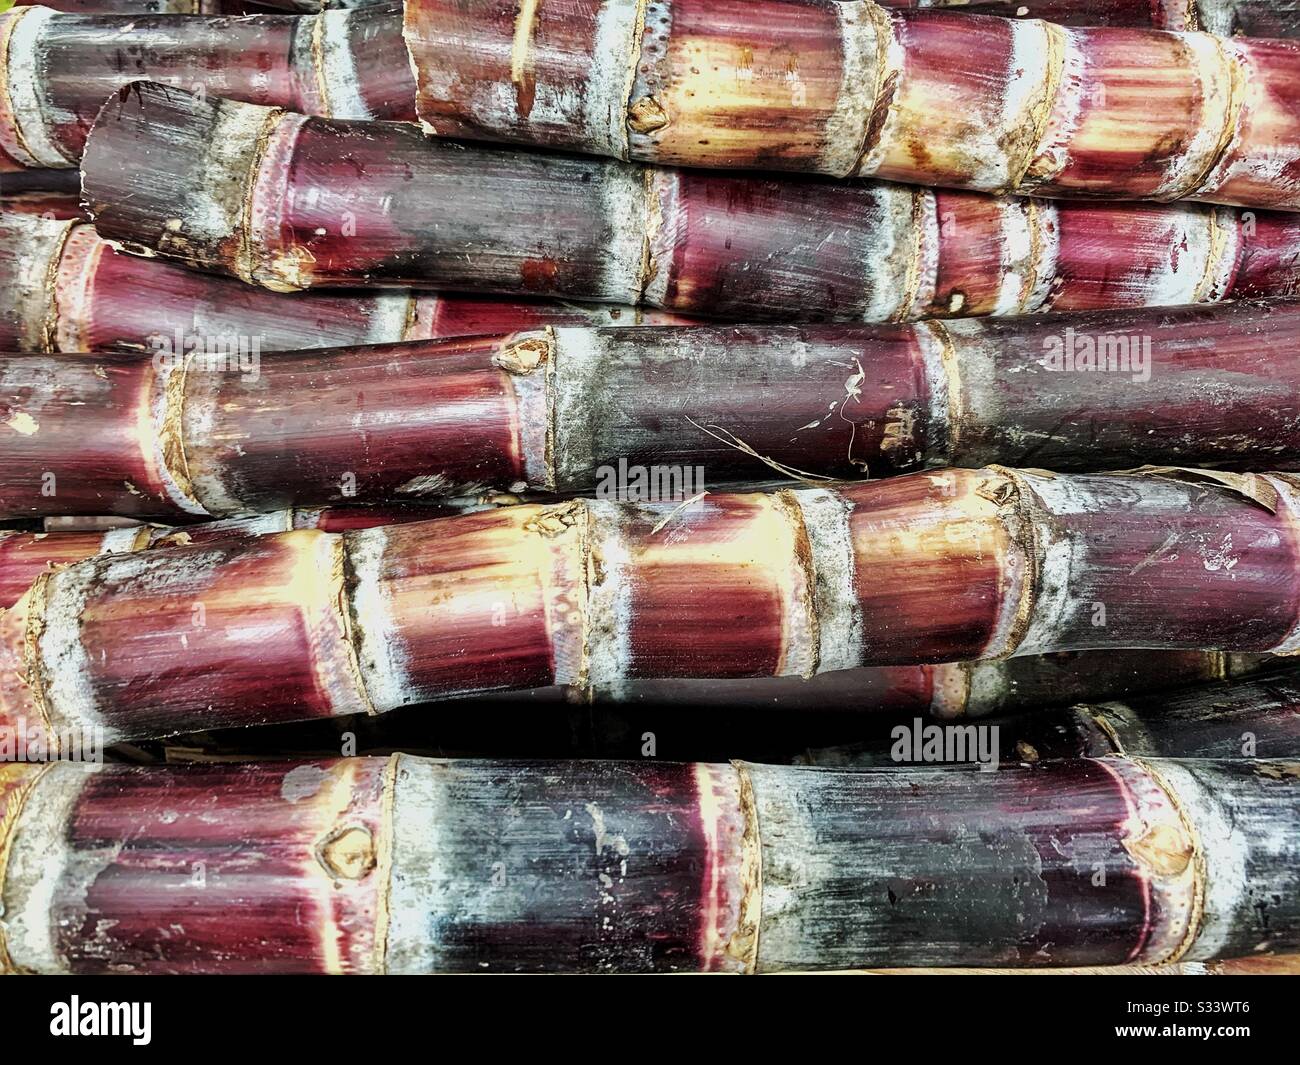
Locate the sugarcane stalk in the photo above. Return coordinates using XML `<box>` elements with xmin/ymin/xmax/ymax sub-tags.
<box><xmin>82</xmin><ymin>83</ymin><xmax>1300</xmax><ymax>313</ymax></box>
<box><xmin>0</xmin><ymin>503</ymin><xmax>491</xmax><ymax>608</ymax></box>
<box><xmin>1</xmin><ymin>520</ymin><xmax>1264</xmax><ymax>731</ymax></box>
<box><xmin>4</xmin><ymin>520</ymin><xmax>1266</xmax><ymax>739</ymax></box>
<box><xmin>801</xmin><ymin>667</ymin><xmax>1300</xmax><ymax>766</ymax></box>
<box><xmin>0</xmin><ymin>191</ymin><xmax>80</xmax><ymax>217</ymax></box>
<box><xmin>0</xmin><ymin>214</ymin><xmax>677</xmax><ymax>354</ymax></box>
<box><xmin>0</xmin><ymin>2</ymin><xmax>413</xmax><ymax>169</ymax></box>
<box><xmin>403</xmin><ymin>0</ymin><xmax>1300</xmax><ymax>211</ymax></box>
<box><xmin>584</xmin><ymin>651</ymin><xmax>1271</xmax><ymax>720</ymax></box>
<box><xmin>36</xmin><ymin>1</ymin><xmax>240</xmax><ymax>11</ymax></box>
<box><xmin>0</xmin><ymin>167</ymin><xmax>81</xmax><ymax>217</ymax></box>
<box><xmin>866</xmin><ymin>955</ymin><xmax>1300</xmax><ymax>974</ymax></box>
<box><xmin>7</xmin><ymin>300</ymin><xmax>1300</xmax><ymax>518</ymax></box>
<box><xmin>1018</xmin><ymin>671</ymin><xmax>1300</xmax><ymax>760</ymax></box>
<box><xmin>881</xmin><ymin>0</ymin><xmax>1300</xmax><ymax>37</ymax></box>
<box><xmin>1</xmin><ymin>755</ymin><xmax>1296</xmax><ymax>972</ymax></box>
<box><xmin>243</xmin><ymin>0</ymin><xmax>379</xmax><ymax>10</ymax></box>
<box><xmin>0</xmin><ymin>165</ymin><xmax>78</xmax><ymax>194</ymax></box>
<box><xmin>4</xmin><ymin>467</ymin><xmax>1300</xmax><ymax>741</ymax></box>
<box><xmin>1</xmin><ymin>519</ymin><xmax>1272</xmax><ymax>755</ymax></box>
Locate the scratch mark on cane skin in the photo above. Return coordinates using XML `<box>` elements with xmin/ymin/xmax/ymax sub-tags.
<box><xmin>511</xmin><ymin>0</ymin><xmax>541</xmax><ymax>119</ymax></box>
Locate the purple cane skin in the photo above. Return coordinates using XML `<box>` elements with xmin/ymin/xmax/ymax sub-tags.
<box><xmin>0</xmin><ymin>2</ymin><xmax>414</xmax><ymax>168</ymax></box>
<box><xmin>0</xmin><ymin>529</ymin><xmax>138</xmax><ymax>608</ymax></box>
<box><xmin>882</xmin><ymin>1</ymin><xmax>1300</xmax><ymax>38</ymax></box>
<box><xmin>4</xmin><ymin>468</ymin><xmax>1300</xmax><ymax>742</ymax></box>
<box><xmin>0</xmin><ymin>336</ymin><xmax>545</xmax><ymax>520</ymax></box>
<box><xmin>0</xmin><ymin>504</ymin><xmax>491</xmax><ymax>609</ymax></box>
<box><xmin>30</xmin><ymin>1</ymin><xmax>244</xmax><ymax>10</ymax></box>
<box><xmin>7</xmin><ymin>302</ymin><xmax>1300</xmax><ymax>518</ymax></box>
<box><xmin>79</xmin><ymin>84</ymin><xmax>1300</xmax><ymax>317</ymax></box>
<box><xmin>0</xmin><ymin>215</ymin><xmax>687</xmax><ymax>354</ymax></box>
<box><xmin>0</xmin><ymin>759</ymin><xmax>390</xmax><ymax>974</ymax></box>
<box><xmin>0</xmin><ymin>517</ymin><xmax>1261</xmax><ymax>729</ymax></box>
<box><xmin>7</xmin><ymin>202</ymin><xmax>1297</xmax><ymax>347</ymax></box>
<box><xmin>403</xmin><ymin>0</ymin><xmax>1300</xmax><ymax>210</ymax></box>
<box><xmin>1069</xmin><ymin>670</ymin><xmax>1300</xmax><ymax>760</ymax></box>
<box><xmin>1</xmin><ymin>756</ymin><xmax>1296</xmax><ymax>971</ymax></box>
<box><xmin>0</xmin><ymin>190</ymin><xmax>80</xmax><ymax>217</ymax></box>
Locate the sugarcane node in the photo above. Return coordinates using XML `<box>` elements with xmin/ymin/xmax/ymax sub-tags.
<box><xmin>524</xmin><ymin>501</ymin><xmax>583</xmax><ymax>538</ymax></box>
<box><xmin>725</xmin><ymin>762</ymin><xmax>762</xmax><ymax>973</ymax></box>
<box><xmin>1089</xmin><ymin>710</ymin><xmax>1127</xmax><ymax>755</ymax></box>
<box><xmin>1121</xmin><ymin>821</ymin><xmax>1195</xmax><ymax>879</ymax></box>
<box><xmin>494</xmin><ymin>335</ymin><xmax>551</xmax><ymax>375</ymax></box>
<box><xmin>627</xmin><ymin>96</ymin><xmax>669</xmax><ymax>134</ymax></box>
<box><xmin>316</xmin><ymin>824</ymin><xmax>377</xmax><ymax>882</ymax></box>
<box><xmin>975</xmin><ymin>469</ymin><xmax>1020</xmax><ymax>508</ymax></box>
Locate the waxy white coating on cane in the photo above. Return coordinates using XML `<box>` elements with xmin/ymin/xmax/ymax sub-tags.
<box><xmin>791</xmin><ymin>488</ymin><xmax>865</xmax><ymax>673</ymax></box>
<box><xmin>150</xmin><ymin>360</ymin><xmax>211</xmax><ymax>517</ymax></box>
<box><xmin>823</xmin><ymin>0</ymin><xmax>883</xmax><ymax>177</ymax></box>
<box><xmin>550</xmin><ymin>327</ymin><xmax>614</xmax><ymax>489</ymax></box>
<box><xmin>33</xmin><ymin>566</ymin><xmax>123</xmax><ymax>744</ymax></box>
<box><xmin>183</xmin><ymin>100</ymin><xmax>280</xmax><ymax>268</ymax></box>
<box><xmin>583</xmin><ymin>500</ymin><xmax>636</xmax><ymax>692</ymax></box>
<box><xmin>343</xmin><ymin>525</ymin><xmax>415</xmax><ymax>712</ymax></box>
<box><xmin>1007</xmin><ymin>472</ymin><xmax>1105</xmax><ymax>658</ymax></box>
<box><xmin>0</xmin><ymin>762</ymin><xmax>101</xmax><ymax>974</ymax></box>
<box><xmin>1</xmin><ymin>7</ymin><xmax>72</xmax><ymax>168</ymax></box>
<box><xmin>1</xmin><ymin>214</ymin><xmax>74</xmax><ymax>350</ymax></box>
<box><xmin>596</xmin><ymin>161</ymin><xmax>654</xmax><ymax>302</ymax></box>
<box><xmin>865</xmin><ymin>183</ymin><xmax>929</xmax><ymax>322</ymax></box>
<box><xmin>583</xmin><ymin>0</ymin><xmax>644</xmax><ymax>159</ymax></box>
<box><xmin>175</xmin><ymin>371</ymin><xmax>250</xmax><ymax>517</ymax></box>
<box><xmin>312</xmin><ymin>9</ymin><xmax>374</xmax><ymax>119</ymax></box>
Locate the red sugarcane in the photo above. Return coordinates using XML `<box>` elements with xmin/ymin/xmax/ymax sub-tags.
<box><xmin>403</xmin><ymin>0</ymin><xmax>1300</xmax><ymax>210</ymax></box>
<box><xmin>242</xmin><ymin>0</ymin><xmax>1297</xmax><ymax>30</ymax></box>
<box><xmin>0</xmin><ymin>518</ymin><xmax>1261</xmax><ymax>729</ymax></box>
<box><xmin>0</xmin><ymin>191</ymin><xmax>80</xmax><ymax>217</ymax></box>
<box><xmin>0</xmin><ymin>167</ymin><xmax>81</xmax><ymax>223</ymax></box>
<box><xmin>4</xmin><ymin>301</ymin><xmax>1300</xmax><ymax>519</ymax></box>
<box><xmin>0</xmin><ymin>503</ymin><xmax>493</xmax><ymax>607</ymax></box>
<box><xmin>32</xmin><ymin>1</ymin><xmax>242</xmax><ymax>10</ymax></box>
<box><xmin>0</xmin><ymin>755</ymin><xmax>1296</xmax><ymax>971</ymax></box>
<box><xmin>0</xmin><ymin>213</ymin><xmax>679</xmax><ymax>354</ymax></box>
<box><xmin>0</xmin><ymin>2</ymin><xmax>413</xmax><ymax>168</ymax></box>
<box><xmin>81</xmin><ymin>82</ymin><xmax>1300</xmax><ymax>312</ymax></box>
<box><xmin>4</xmin><ymin>467</ymin><xmax>1300</xmax><ymax>741</ymax></box>
<box><xmin>881</xmin><ymin>1</ymin><xmax>1300</xmax><ymax>37</ymax></box>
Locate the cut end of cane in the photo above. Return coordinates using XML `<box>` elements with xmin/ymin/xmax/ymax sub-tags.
<box><xmin>81</xmin><ymin>81</ymin><xmax>274</xmax><ymax>284</ymax></box>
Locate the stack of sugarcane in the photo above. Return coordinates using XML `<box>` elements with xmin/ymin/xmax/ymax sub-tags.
<box><xmin>2</xmin><ymin>0</ymin><xmax>1300</xmax><ymax>975</ymax></box>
